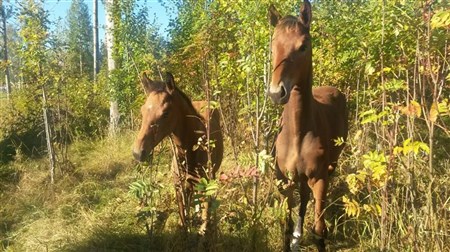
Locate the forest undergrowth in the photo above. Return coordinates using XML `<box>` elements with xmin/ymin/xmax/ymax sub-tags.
<box><xmin>1</xmin><ymin>127</ymin><xmax>449</xmax><ymax>251</ymax></box>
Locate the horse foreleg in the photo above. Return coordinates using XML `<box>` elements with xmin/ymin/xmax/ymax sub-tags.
<box><xmin>291</xmin><ymin>178</ymin><xmax>310</xmax><ymax>250</ymax></box>
<box><xmin>280</xmin><ymin>187</ymin><xmax>294</xmax><ymax>252</ymax></box>
<box><xmin>309</xmin><ymin>177</ymin><xmax>328</xmax><ymax>252</ymax></box>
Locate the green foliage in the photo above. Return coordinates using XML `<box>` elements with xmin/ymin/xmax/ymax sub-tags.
<box><xmin>195</xmin><ymin>178</ymin><xmax>219</xmax><ymax>197</ymax></box>
<box><xmin>0</xmin><ymin>89</ymin><xmax>43</xmax><ymax>162</ymax></box>
<box><xmin>108</xmin><ymin>0</ymin><xmax>166</xmax><ymax>128</ymax></box>
<box><xmin>129</xmin><ymin>179</ymin><xmax>164</xmax><ymax>230</ymax></box>
<box><xmin>65</xmin><ymin>0</ymin><xmax>94</xmax><ymax>78</ymax></box>
<box><xmin>194</xmin><ymin>178</ymin><xmax>220</xmax><ymax>213</ymax></box>
<box><xmin>63</xmin><ymin>76</ymin><xmax>109</xmax><ymax>137</ymax></box>
<box><xmin>17</xmin><ymin>0</ymin><xmax>49</xmax><ymax>84</ymax></box>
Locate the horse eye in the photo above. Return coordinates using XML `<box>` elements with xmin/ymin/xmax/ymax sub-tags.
<box><xmin>161</xmin><ymin>111</ymin><xmax>169</xmax><ymax>118</ymax></box>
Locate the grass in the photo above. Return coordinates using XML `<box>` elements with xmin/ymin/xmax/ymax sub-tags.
<box><xmin>1</xmin><ymin>131</ymin><xmax>449</xmax><ymax>251</ymax></box>
<box><xmin>0</xmin><ymin>132</ymin><xmax>284</xmax><ymax>251</ymax></box>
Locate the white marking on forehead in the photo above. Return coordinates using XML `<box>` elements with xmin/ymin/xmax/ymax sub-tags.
<box><xmin>147</xmin><ymin>103</ymin><xmax>153</xmax><ymax>110</ymax></box>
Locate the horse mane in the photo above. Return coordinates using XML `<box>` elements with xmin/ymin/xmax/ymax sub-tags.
<box><xmin>148</xmin><ymin>80</ymin><xmax>202</xmax><ymax>119</ymax></box>
<box><xmin>175</xmin><ymin>86</ymin><xmax>202</xmax><ymax>117</ymax></box>
<box><xmin>278</xmin><ymin>15</ymin><xmax>299</xmax><ymax>29</ymax></box>
<box><xmin>276</xmin><ymin>15</ymin><xmax>310</xmax><ymax>34</ymax></box>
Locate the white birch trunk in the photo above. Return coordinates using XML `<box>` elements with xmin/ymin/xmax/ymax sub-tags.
<box><xmin>105</xmin><ymin>0</ymin><xmax>119</xmax><ymax>135</ymax></box>
<box><xmin>1</xmin><ymin>5</ymin><xmax>11</xmax><ymax>99</ymax></box>
<box><xmin>93</xmin><ymin>0</ymin><xmax>99</xmax><ymax>78</ymax></box>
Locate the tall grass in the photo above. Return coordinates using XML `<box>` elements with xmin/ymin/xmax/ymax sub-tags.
<box><xmin>1</xmin><ymin>127</ymin><xmax>449</xmax><ymax>251</ymax></box>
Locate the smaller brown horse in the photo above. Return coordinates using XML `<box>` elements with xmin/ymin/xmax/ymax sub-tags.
<box><xmin>132</xmin><ymin>72</ymin><xmax>223</xmax><ymax>234</ymax></box>
<box><xmin>268</xmin><ymin>1</ymin><xmax>348</xmax><ymax>251</ymax></box>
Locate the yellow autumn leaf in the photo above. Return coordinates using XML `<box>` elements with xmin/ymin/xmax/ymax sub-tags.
<box><xmin>401</xmin><ymin>101</ymin><xmax>422</xmax><ymax>117</ymax></box>
<box><xmin>429</xmin><ymin>102</ymin><xmax>439</xmax><ymax>122</ymax></box>
<box><xmin>372</xmin><ymin>165</ymin><xmax>386</xmax><ymax>179</ymax></box>
<box><xmin>346</xmin><ymin>174</ymin><xmax>360</xmax><ymax>195</ymax></box>
<box><xmin>411</xmin><ymin>100</ymin><xmax>422</xmax><ymax>117</ymax></box>
<box><xmin>376</xmin><ymin>204</ymin><xmax>382</xmax><ymax>216</ymax></box>
<box><xmin>363</xmin><ymin>204</ymin><xmax>372</xmax><ymax>213</ymax></box>
<box><xmin>438</xmin><ymin>99</ymin><xmax>450</xmax><ymax>115</ymax></box>
<box><xmin>363</xmin><ymin>204</ymin><xmax>382</xmax><ymax>217</ymax></box>
<box><xmin>393</xmin><ymin>146</ymin><xmax>402</xmax><ymax>155</ymax></box>
<box><xmin>431</xmin><ymin>9</ymin><xmax>450</xmax><ymax>29</ymax></box>
<box><xmin>343</xmin><ymin>196</ymin><xmax>360</xmax><ymax>217</ymax></box>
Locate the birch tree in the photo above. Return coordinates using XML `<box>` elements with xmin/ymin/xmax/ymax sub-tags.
<box><xmin>93</xmin><ymin>0</ymin><xmax>99</xmax><ymax>79</ymax></box>
<box><xmin>0</xmin><ymin>1</ymin><xmax>11</xmax><ymax>98</ymax></box>
<box><xmin>105</xmin><ymin>0</ymin><xmax>119</xmax><ymax>135</ymax></box>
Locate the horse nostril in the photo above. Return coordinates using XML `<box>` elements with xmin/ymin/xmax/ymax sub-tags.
<box><xmin>280</xmin><ymin>85</ymin><xmax>287</xmax><ymax>98</ymax></box>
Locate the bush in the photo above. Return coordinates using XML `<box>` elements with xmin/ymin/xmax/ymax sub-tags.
<box><xmin>0</xmin><ymin>88</ymin><xmax>44</xmax><ymax>163</ymax></box>
<box><xmin>62</xmin><ymin>76</ymin><xmax>109</xmax><ymax>138</ymax></box>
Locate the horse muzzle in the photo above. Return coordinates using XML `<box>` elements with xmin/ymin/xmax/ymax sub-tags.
<box><xmin>132</xmin><ymin>148</ymin><xmax>153</xmax><ymax>163</ymax></box>
<box><xmin>268</xmin><ymin>81</ymin><xmax>290</xmax><ymax>105</ymax></box>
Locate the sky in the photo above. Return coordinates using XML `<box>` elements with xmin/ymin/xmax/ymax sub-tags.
<box><xmin>21</xmin><ymin>0</ymin><xmax>173</xmax><ymax>40</ymax></box>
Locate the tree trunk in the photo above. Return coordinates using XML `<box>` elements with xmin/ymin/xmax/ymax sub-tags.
<box><xmin>42</xmin><ymin>86</ymin><xmax>56</xmax><ymax>184</ymax></box>
<box><xmin>93</xmin><ymin>0</ymin><xmax>99</xmax><ymax>78</ymax></box>
<box><xmin>105</xmin><ymin>0</ymin><xmax>119</xmax><ymax>135</ymax></box>
<box><xmin>1</xmin><ymin>4</ymin><xmax>11</xmax><ymax>99</ymax></box>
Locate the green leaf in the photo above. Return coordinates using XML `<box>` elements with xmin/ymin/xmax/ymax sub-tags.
<box><xmin>365</xmin><ymin>62</ymin><xmax>375</xmax><ymax>76</ymax></box>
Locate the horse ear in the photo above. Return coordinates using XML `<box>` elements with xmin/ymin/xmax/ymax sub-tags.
<box><xmin>269</xmin><ymin>5</ymin><xmax>281</xmax><ymax>27</ymax></box>
<box><xmin>141</xmin><ymin>71</ymin><xmax>155</xmax><ymax>95</ymax></box>
<box><xmin>165</xmin><ymin>72</ymin><xmax>175</xmax><ymax>93</ymax></box>
<box><xmin>299</xmin><ymin>0</ymin><xmax>312</xmax><ymax>28</ymax></box>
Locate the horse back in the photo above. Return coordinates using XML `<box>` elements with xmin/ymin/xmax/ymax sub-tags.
<box><xmin>313</xmin><ymin>86</ymin><xmax>348</xmax><ymax>168</ymax></box>
<box><xmin>192</xmin><ymin>101</ymin><xmax>224</xmax><ymax>174</ymax></box>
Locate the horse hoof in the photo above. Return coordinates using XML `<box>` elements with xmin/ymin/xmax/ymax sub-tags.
<box><xmin>315</xmin><ymin>238</ymin><xmax>326</xmax><ymax>252</ymax></box>
<box><xmin>290</xmin><ymin>238</ymin><xmax>301</xmax><ymax>252</ymax></box>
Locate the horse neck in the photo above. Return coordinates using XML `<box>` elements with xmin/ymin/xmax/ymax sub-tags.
<box><xmin>283</xmin><ymin>67</ymin><xmax>314</xmax><ymax>136</ymax></box>
<box><xmin>171</xmin><ymin>91</ymin><xmax>204</xmax><ymax>150</ymax></box>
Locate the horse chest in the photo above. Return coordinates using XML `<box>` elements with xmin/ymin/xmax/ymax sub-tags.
<box><xmin>276</xmin><ymin>130</ymin><xmax>326</xmax><ymax>179</ymax></box>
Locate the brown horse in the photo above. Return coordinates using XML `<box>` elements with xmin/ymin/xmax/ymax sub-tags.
<box><xmin>132</xmin><ymin>72</ymin><xmax>223</xmax><ymax>234</ymax></box>
<box><xmin>268</xmin><ymin>1</ymin><xmax>348</xmax><ymax>251</ymax></box>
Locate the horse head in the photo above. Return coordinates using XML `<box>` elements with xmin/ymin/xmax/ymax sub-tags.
<box><xmin>132</xmin><ymin>72</ymin><xmax>178</xmax><ymax>162</ymax></box>
<box><xmin>268</xmin><ymin>0</ymin><xmax>312</xmax><ymax>105</ymax></box>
